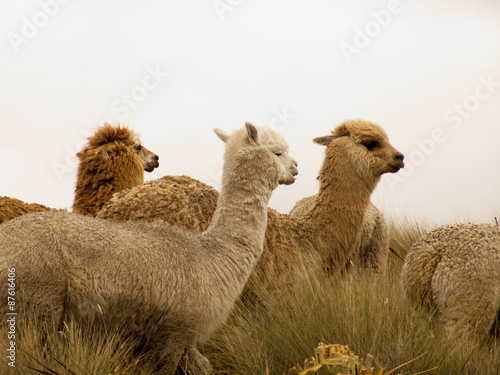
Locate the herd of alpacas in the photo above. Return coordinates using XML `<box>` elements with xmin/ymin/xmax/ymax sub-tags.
<box><xmin>0</xmin><ymin>119</ymin><xmax>499</xmax><ymax>373</ymax></box>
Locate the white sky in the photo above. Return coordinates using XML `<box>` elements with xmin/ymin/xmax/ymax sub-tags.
<box><xmin>1</xmin><ymin>0</ymin><xmax>499</xmax><ymax>226</ymax></box>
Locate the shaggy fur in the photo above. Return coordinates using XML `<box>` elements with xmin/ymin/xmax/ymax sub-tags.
<box><xmin>0</xmin><ymin>123</ymin><xmax>297</xmax><ymax>374</ymax></box>
<box><xmin>400</xmin><ymin>223</ymin><xmax>500</xmax><ymax>339</ymax></box>
<box><xmin>98</xmin><ymin>175</ymin><xmax>219</xmax><ymax>232</ymax></box>
<box><xmin>0</xmin><ymin>196</ymin><xmax>52</xmax><ymax>224</ymax></box>
<box><xmin>72</xmin><ymin>123</ymin><xmax>159</xmax><ymax>216</ymax></box>
<box><xmin>289</xmin><ymin>196</ymin><xmax>389</xmax><ymax>273</ymax></box>
<box><xmin>98</xmin><ymin>119</ymin><xmax>404</xmax><ymax>294</ymax></box>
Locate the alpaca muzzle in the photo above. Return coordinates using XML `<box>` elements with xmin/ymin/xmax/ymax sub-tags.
<box><xmin>388</xmin><ymin>152</ymin><xmax>405</xmax><ymax>172</ymax></box>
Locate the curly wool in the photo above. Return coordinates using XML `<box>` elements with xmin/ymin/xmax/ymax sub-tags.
<box><xmin>401</xmin><ymin>223</ymin><xmax>500</xmax><ymax>339</ymax></box>
<box><xmin>0</xmin><ymin>196</ymin><xmax>52</xmax><ymax>224</ymax></box>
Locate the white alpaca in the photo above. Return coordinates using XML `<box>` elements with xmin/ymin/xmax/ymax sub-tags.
<box><xmin>0</xmin><ymin>123</ymin><xmax>297</xmax><ymax>374</ymax></box>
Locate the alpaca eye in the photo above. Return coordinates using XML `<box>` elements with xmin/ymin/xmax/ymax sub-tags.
<box><xmin>133</xmin><ymin>144</ymin><xmax>143</xmax><ymax>151</ymax></box>
<box><xmin>274</xmin><ymin>152</ymin><xmax>282</xmax><ymax>157</ymax></box>
<box><xmin>362</xmin><ymin>141</ymin><xmax>379</xmax><ymax>151</ymax></box>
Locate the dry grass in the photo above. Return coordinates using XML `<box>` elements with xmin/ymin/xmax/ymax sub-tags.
<box><xmin>204</xmin><ymin>218</ymin><xmax>500</xmax><ymax>374</ymax></box>
<box><xmin>0</xmin><ymin>314</ymin><xmax>157</xmax><ymax>375</ymax></box>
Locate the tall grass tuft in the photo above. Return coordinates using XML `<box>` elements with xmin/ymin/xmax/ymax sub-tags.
<box><xmin>0</xmin><ymin>313</ymin><xmax>158</xmax><ymax>375</ymax></box>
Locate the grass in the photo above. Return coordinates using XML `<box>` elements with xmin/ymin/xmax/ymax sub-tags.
<box><xmin>3</xmin><ymin>218</ymin><xmax>500</xmax><ymax>374</ymax></box>
<box><xmin>1</xmin><ymin>313</ymin><xmax>157</xmax><ymax>374</ymax></box>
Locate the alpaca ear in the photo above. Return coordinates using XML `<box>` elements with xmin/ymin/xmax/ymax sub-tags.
<box><xmin>214</xmin><ymin>128</ymin><xmax>230</xmax><ymax>143</ymax></box>
<box><xmin>313</xmin><ymin>135</ymin><xmax>339</xmax><ymax>146</ymax></box>
<box><xmin>245</xmin><ymin>122</ymin><xmax>259</xmax><ymax>146</ymax></box>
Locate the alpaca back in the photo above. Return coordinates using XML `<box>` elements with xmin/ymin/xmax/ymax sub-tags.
<box><xmin>98</xmin><ymin>175</ymin><xmax>218</xmax><ymax>232</ymax></box>
<box><xmin>0</xmin><ymin>210</ymin><xmax>215</xmax><ymax>332</ymax></box>
<box><xmin>0</xmin><ymin>196</ymin><xmax>52</xmax><ymax>224</ymax></box>
<box><xmin>72</xmin><ymin>124</ymin><xmax>146</xmax><ymax>216</ymax></box>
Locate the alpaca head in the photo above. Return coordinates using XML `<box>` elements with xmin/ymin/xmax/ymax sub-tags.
<box><xmin>214</xmin><ymin>122</ymin><xmax>298</xmax><ymax>187</ymax></box>
<box><xmin>314</xmin><ymin>119</ymin><xmax>404</xmax><ymax>185</ymax></box>
<box><xmin>73</xmin><ymin>123</ymin><xmax>160</xmax><ymax>216</ymax></box>
<box><xmin>79</xmin><ymin>123</ymin><xmax>160</xmax><ymax>173</ymax></box>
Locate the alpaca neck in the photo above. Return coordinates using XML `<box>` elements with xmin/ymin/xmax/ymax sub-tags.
<box><xmin>204</xmin><ymin>149</ymin><xmax>274</xmax><ymax>284</ymax></box>
<box><xmin>73</xmin><ymin>149</ymin><xmax>144</xmax><ymax>216</ymax></box>
<box><xmin>306</xmin><ymin>152</ymin><xmax>379</xmax><ymax>271</ymax></box>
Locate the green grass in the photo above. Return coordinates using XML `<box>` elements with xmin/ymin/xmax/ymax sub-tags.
<box><xmin>3</xmin><ymin>218</ymin><xmax>500</xmax><ymax>374</ymax></box>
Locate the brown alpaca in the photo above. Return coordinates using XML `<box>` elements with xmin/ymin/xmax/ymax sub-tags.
<box><xmin>98</xmin><ymin>120</ymin><xmax>404</xmax><ymax>295</ymax></box>
<box><xmin>289</xmin><ymin>196</ymin><xmax>390</xmax><ymax>274</ymax></box>
<box><xmin>0</xmin><ymin>196</ymin><xmax>52</xmax><ymax>224</ymax></box>
<box><xmin>72</xmin><ymin>123</ymin><xmax>159</xmax><ymax>216</ymax></box>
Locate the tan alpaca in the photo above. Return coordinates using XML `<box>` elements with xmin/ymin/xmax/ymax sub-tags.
<box><xmin>0</xmin><ymin>123</ymin><xmax>297</xmax><ymax>374</ymax></box>
<box><xmin>98</xmin><ymin>119</ymin><xmax>404</xmax><ymax>294</ymax></box>
<box><xmin>72</xmin><ymin>122</ymin><xmax>159</xmax><ymax>216</ymax></box>
<box><xmin>289</xmin><ymin>195</ymin><xmax>389</xmax><ymax>273</ymax></box>
<box><xmin>0</xmin><ymin>196</ymin><xmax>52</xmax><ymax>224</ymax></box>
<box><xmin>401</xmin><ymin>223</ymin><xmax>500</xmax><ymax>340</ymax></box>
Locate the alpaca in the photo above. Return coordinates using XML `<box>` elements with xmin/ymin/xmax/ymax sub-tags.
<box><xmin>0</xmin><ymin>123</ymin><xmax>297</xmax><ymax>374</ymax></box>
<box><xmin>72</xmin><ymin>122</ymin><xmax>159</xmax><ymax>216</ymax></box>
<box><xmin>0</xmin><ymin>196</ymin><xmax>52</xmax><ymax>224</ymax></box>
<box><xmin>98</xmin><ymin>175</ymin><xmax>219</xmax><ymax>232</ymax></box>
<box><xmin>289</xmin><ymin>195</ymin><xmax>389</xmax><ymax>273</ymax></box>
<box><xmin>400</xmin><ymin>223</ymin><xmax>500</xmax><ymax>339</ymax></box>
<box><xmin>98</xmin><ymin>119</ymin><xmax>404</xmax><ymax>294</ymax></box>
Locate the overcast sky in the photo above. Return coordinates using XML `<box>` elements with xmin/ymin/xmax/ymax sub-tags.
<box><xmin>1</xmin><ymin>0</ymin><xmax>499</xmax><ymax>226</ymax></box>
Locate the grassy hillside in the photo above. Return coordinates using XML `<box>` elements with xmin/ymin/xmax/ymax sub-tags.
<box><xmin>2</xmin><ymin>218</ymin><xmax>499</xmax><ymax>374</ymax></box>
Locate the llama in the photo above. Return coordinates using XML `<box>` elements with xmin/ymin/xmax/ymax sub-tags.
<box><xmin>0</xmin><ymin>196</ymin><xmax>52</xmax><ymax>224</ymax></box>
<box><xmin>400</xmin><ymin>223</ymin><xmax>500</xmax><ymax>340</ymax></box>
<box><xmin>0</xmin><ymin>123</ymin><xmax>297</xmax><ymax>374</ymax></box>
<box><xmin>289</xmin><ymin>196</ymin><xmax>389</xmax><ymax>273</ymax></box>
<box><xmin>72</xmin><ymin>122</ymin><xmax>159</xmax><ymax>216</ymax></box>
<box><xmin>98</xmin><ymin>119</ymin><xmax>404</xmax><ymax>294</ymax></box>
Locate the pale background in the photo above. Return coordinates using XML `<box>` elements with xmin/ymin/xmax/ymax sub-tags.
<box><xmin>1</xmin><ymin>0</ymin><xmax>499</xmax><ymax>226</ymax></box>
